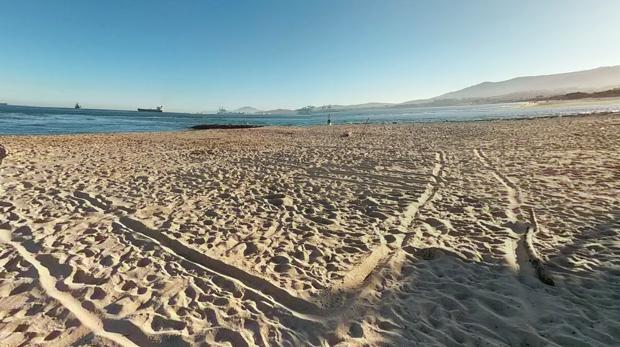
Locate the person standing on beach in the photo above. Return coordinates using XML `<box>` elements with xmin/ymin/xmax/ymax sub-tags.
<box><xmin>327</xmin><ymin>114</ymin><xmax>332</xmax><ymax>126</ymax></box>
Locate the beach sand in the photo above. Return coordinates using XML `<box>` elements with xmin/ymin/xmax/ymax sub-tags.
<box><xmin>0</xmin><ymin>114</ymin><xmax>618</xmax><ymax>346</ymax></box>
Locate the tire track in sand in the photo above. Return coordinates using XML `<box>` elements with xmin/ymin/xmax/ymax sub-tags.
<box><xmin>1</xmin><ymin>148</ymin><xmax>130</xmax><ymax>343</ymax></box>
<box><xmin>396</xmin><ymin>151</ymin><xmax>446</xmax><ymax>232</ymax></box>
<box><xmin>0</xmin><ymin>233</ymin><xmax>140</xmax><ymax>347</ymax></box>
<box><xmin>474</xmin><ymin>148</ymin><xmax>554</xmax><ymax>285</ymax></box>
<box><xmin>71</xmin><ymin>151</ymin><xmax>448</xmax><ymax>320</ymax></box>
<box><xmin>396</xmin><ymin>150</ymin><xmax>447</xmax><ymax>250</ymax></box>
<box><xmin>139</xmin><ymin>148</ymin><xmax>446</xmax><ymax>320</ymax></box>
<box><xmin>0</xmin><ymin>148</ymin><xmax>187</xmax><ymax>347</ymax></box>
<box><xmin>336</xmin><ymin>151</ymin><xmax>447</xmax><ymax>295</ymax></box>
<box><xmin>72</xmin><ymin>192</ymin><xmax>327</xmax><ymax>320</ymax></box>
<box><xmin>474</xmin><ymin>148</ymin><xmax>521</xmax><ymax>220</ymax></box>
<box><xmin>115</xmin><ymin>216</ymin><xmax>326</xmax><ymax>319</ymax></box>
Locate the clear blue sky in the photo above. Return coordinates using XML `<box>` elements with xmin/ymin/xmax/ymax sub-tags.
<box><xmin>1</xmin><ymin>0</ymin><xmax>619</xmax><ymax>112</ymax></box>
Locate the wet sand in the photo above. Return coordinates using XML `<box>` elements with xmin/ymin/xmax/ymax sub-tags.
<box><xmin>0</xmin><ymin>113</ymin><xmax>619</xmax><ymax>346</ymax></box>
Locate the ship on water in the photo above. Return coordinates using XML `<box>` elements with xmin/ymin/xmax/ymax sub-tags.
<box><xmin>74</xmin><ymin>102</ymin><xmax>81</xmax><ymax>109</ymax></box>
<box><xmin>137</xmin><ymin>106</ymin><xmax>163</xmax><ymax>112</ymax></box>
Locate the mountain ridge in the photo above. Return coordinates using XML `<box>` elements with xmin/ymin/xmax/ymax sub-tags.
<box><xmin>429</xmin><ymin>65</ymin><xmax>620</xmax><ymax>102</ymax></box>
<box><xmin>219</xmin><ymin>65</ymin><xmax>620</xmax><ymax>113</ymax></box>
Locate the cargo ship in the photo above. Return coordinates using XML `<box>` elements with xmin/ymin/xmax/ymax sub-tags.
<box><xmin>137</xmin><ymin>106</ymin><xmax>163</xmax><ymax>112</ymax></box>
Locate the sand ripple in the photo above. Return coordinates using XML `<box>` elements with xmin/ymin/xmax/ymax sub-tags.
<box><xmin>0</xmin><ymin>114</ymin><xmax>618</xmax><ymax>346</ymax></box>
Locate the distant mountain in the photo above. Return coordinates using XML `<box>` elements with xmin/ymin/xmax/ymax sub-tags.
<box><xmin>261</xmin><ymin>108</ymin><xmax>296</xmax><ymax>115</ymax></box>
<box><xmin>326</xmin><ymin>102</ymin><xmax>395</xmax><ymax>110</ymax></box>
<box><xmin>537</xmin><ymin>88</ymin><xmax>620</xmax><ymax>101</ymax></box>
<box><xmin>233</xmin><ymin>106</ymin><xmax>262</xmax><ymax>114</ymax></box>
<box><xmin>209</xmin><ymin>66</ymin><xmax>620</xmax><ymax>114</ymax></box>
<box><xmin>429</xmin><ymin>65</ymin><xmax>620</xmax><ymax>103</ymax></box>
<box><xmin>326</xmin><ymin>66</ymin><xmax>620</xmax><ymax>110</ymax></box>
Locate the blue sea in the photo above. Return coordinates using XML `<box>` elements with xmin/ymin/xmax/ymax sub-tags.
<box><xmin>1</xmin><ymin>102</ymin><xmax>619</xmax><ymax>135</ymax></box>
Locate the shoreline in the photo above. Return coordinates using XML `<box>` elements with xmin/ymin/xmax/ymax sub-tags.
<box><xmin>1</xmin><ymin>110</ymin><xmax>618</xmax><ymax>138</ymax></box>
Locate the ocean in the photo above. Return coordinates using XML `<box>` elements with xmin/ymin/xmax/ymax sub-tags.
<box><xmin>1</xmin><ymin>102</ymin><xmax>619</xmax><ymax>135</ymax></box>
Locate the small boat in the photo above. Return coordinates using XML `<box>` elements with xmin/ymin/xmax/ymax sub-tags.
<box><xmin>74</xmin><ymin>103</ymin><xmax>81</xmax><ymax>109</ymax></box>
<box><xmin>137</xmin><ymin>106</ymin><xmax>163</xmax><ymax>112</ymax></box>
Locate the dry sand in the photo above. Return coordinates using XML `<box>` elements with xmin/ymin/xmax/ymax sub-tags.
<box><xmin>0</xmin><ymin>114</ymin><xmax>618</xmax><ymax>346</ymax></box>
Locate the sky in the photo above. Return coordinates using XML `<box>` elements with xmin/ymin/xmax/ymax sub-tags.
<box><xmin>1</xmin><ymin>0</ymin><xmax>619</xmax><ymax>113</ymax></box>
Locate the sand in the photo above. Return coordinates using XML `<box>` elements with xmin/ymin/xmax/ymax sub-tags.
<box><xmin>0</xmin><ymin>114</ymin><xmax>619</xmax><ymax>346</ymax></box>
<box><xmin>524</xmin><ymin>96</ymin><xmax>620</xmax><ymax>108</ymax></box>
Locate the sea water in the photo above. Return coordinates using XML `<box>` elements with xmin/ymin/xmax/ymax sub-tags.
<box><xmin>1</xmin><ymin>102</ymin><xmax>619</xmax><ymax>135</ymax></box>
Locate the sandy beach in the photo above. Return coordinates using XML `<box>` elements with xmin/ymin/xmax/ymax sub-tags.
<box><xmin>0</xmin><ymin>114</ymin><xmax>618</xmax><ymax>346</ymax></box>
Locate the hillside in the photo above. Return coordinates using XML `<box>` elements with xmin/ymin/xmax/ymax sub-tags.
<box><xmin>537</xmin><ymin>88</ymin><xmax>620</xmax><ymax>101</ymax></box>
<box><xmin>430</xmin><ymin>65</ymin><xmax>620</xmax><ymax>102</ymax></box>
<box><xmin>225</xmin><ymin>66</ymin><xmax>620</xmax><ymax>113</ymax></box>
